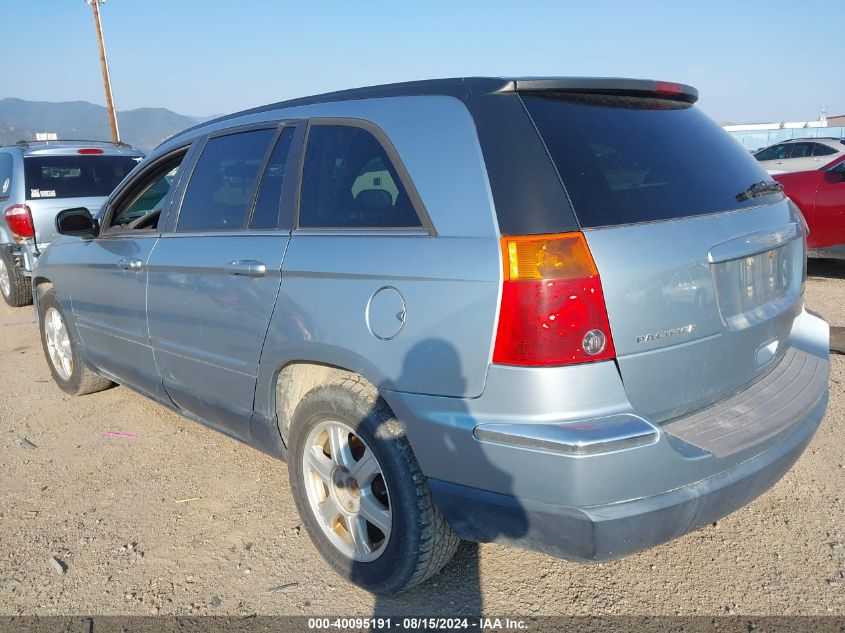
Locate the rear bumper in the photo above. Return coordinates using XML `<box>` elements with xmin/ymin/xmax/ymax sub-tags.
<box><xmin>427</xmin><ymin>391</ymin><xmax>826</xmax><ymax>561</ymax></box>
<box><xmin>384</xmin><ymin>309</ymin><xmax>829</xmax><ymax>560</ymax></box>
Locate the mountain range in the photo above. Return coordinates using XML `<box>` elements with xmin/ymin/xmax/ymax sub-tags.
<box><xmin>0</xmin><ymin>98</ymin><xmax>212</xmax><ymax>152</ymax></box>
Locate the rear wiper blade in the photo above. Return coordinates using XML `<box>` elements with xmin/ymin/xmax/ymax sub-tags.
<box><xmin>735</xmin><ymin>180</ymin><xmax>784</xmax><ymax>202</ymax></box>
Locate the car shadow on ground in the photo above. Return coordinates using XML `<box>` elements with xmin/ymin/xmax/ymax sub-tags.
<box><xmin>370</xmin><ymin>542</ymin><xmax>483</xmax><ymax>616</ymax></box>
<box><xmin>350</xmin><ymin>339</ymin><xmax>527</xmax><ymax>620</ymax></box>
<box><xmin>807</xmin><ymin>258</ymin><xmax>845</xmax><ymax>280</ymax></box>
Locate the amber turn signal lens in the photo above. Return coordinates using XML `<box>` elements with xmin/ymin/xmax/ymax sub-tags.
<box><xmin>502</xmin><ymin>232</ymin><xmax>598</xmax><ymax>281</ymax></box>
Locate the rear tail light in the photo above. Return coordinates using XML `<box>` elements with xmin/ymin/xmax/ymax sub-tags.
<box><xmin>493</xmin><ymin>232</ymin><xmax>616</xmax><ymax>366</ymax></box>
<box><xmin>4</xmin><ymin>204</ymin><xmax>35</xmax><ymax>239</ymax></box>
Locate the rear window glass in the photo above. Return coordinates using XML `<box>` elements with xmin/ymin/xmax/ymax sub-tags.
<box><xmin>522</xmin><ymin>94</ymin><xmax>777</xmax><ymax>228</ymax></box>
<box><xmin>24</xmin><ymin>155</ymin><xmax>140</xmax><ymax>200</ymax></box>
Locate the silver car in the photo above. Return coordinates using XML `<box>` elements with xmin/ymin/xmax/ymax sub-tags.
<box><xmin>0</xmin><ymin>140</ymin><xmax>143</xmax><ymax>306</ymax></box>
<box><xmin>754</xmin><ymin>137</ymin><xmax>845</xmax><ymax>174</ymax></box>
<box><xmin>32</xmin><ymin>77</ymin><xmax>830</xmax><ymax>595</ymax></box>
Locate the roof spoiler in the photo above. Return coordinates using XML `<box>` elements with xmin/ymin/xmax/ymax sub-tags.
<box><xmin>512</xmin><ymin>77</ymin><xmax>699</xmax><ymax>104</ymax></box>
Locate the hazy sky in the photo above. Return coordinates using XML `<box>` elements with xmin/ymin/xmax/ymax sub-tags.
<box><xmin>6</xmin><ymin>0</ymin><xmax>843</xmax><ymax>124</ymax></box>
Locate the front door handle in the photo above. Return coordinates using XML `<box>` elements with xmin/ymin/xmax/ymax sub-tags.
<box><xmin>117</xmin><ymin>258</ymin><xmax>143</xmax><ymax>272</ymax></box>
<box><xmin>226</xmin><ymin>259</ymin><xmax>267</xmax><ymax>277</ymax></box>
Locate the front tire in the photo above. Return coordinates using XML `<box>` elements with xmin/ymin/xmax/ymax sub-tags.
<box><xmin>0</xmin><ymin>246</ymin><xmax>32</xmax><ymax>307</ymax></box>
<box><xmin>288</xmin><ymin>377</ymin><xmax>459</xmax><ymax>595</ymax></box>
<box><xmin>38</xmin><ymin>289</ymin><xmax>112</xmax><ymax>396</ymax></box>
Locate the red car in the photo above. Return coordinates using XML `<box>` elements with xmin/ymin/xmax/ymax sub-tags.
<box><xmin>774</xmin><ymin>154</ymin><xmax>845</xmax><ymax>258</ymax></box>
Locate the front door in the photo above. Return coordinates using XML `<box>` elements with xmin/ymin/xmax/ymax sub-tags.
<box><xmin>147</xmin><ymin>124</ymin><xmax>300</xmax><ymax>435</ymax></box>
<box><xmin>67</xmin><ymin>148</ymin><xmax>189</xmax><ymax>399</ymax></box>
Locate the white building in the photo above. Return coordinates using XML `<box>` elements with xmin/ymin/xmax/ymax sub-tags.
<box><xmin>723</xmin><ymin>117</ymin><xmax>845</xmax><ymax>151</ymax></box>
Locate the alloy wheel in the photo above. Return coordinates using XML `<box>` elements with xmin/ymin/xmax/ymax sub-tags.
<box><xmin>44</xmin><ymin>307</ymin><xmax>73</xmax><ymax>380</ymax></box>
<box><xmin>0</xmin><ymin>257</ymin><xmax>10</xmax><ymax>298</ymax></box>
<box><xmin>302</xmin><ymin>420</ymin><xmax>392</xmax><ymax>562</ymax></box>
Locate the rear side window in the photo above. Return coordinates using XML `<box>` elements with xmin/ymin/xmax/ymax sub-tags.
<box><xmin>522</xmin><ymin>93</ymin><xmax>777</xmax><ymax>228</ymax></box>
<box><xmin>177</xmin><ymin>128</ymin><xmax>275</xmax><ymax>232</ymax></box>
<box><xmin>788</xmin><ymin>142</ymin><xmax>813</xmax><ymax>158</ymax></box>
<box><xmin>249</xmin><ymin>127</ymin><xmax>295</xmax><ymax>230</ymax></box>
<box><xmin>23</xmin><ymin>155</ymin><xmax>139</xmax><ymax>200</ymax></box>
<box><xmin>813</xmin><ymin>143</ymin><xmax>838</xmax><ymax>157</ymax></box>
<box><xmin>0</xmin><ymin>154</ymin><xmax>12</xmax><ymax>199</ymax></box>
<box><xmin>299</xmin><ymin>125</ymin><xmax>422</xmax><ymax>229</ymax></box>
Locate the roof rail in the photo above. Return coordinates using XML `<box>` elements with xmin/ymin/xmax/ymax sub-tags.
<box><xmin>9</xmin><ymin>138</ymin><xmax>134</xmax><ymax>149</ymax></box>
<box><xmin>787</xmin><ymin>136</ymin><xmax>845</xmax><ymax>142</ymax></box>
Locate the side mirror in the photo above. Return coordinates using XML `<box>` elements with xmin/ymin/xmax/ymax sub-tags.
<box><xmin>56</xmin><ymin>207</ymin><xmax>99</xmax><ymax>238</ymax></box>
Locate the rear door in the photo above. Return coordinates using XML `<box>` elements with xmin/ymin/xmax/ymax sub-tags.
<box><xmin>147</xmin><ymin>122</ymin><xmax>302</xmax><ymax>435</ymax></box>
<box><xmin>522</xmin><ymin>93</ymin><xmax>805</xmax><ymax>422</ymax></box>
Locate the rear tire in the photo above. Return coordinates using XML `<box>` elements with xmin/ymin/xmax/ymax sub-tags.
<box><xmin>0</xmin><ymin>246</ymin><xmax>32</xmax><ymax>307</ymax></box>
<box><xmin>38</xmin><ymin>288</ymin><xmax>113</xmax><ymax>396</ymax></box>
<box><xmin>288</xmin><ymin>377</ymin><xmax>460</xmax><ymax>595</ymax></box>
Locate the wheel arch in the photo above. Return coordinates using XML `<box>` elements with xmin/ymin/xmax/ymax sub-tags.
<box><xmin>269</xmin><ymin>356</ymin><xmax>411</xmax><ymax>449</ymax></box>
<box><xmin>31</xmin><ymin>276</ymin><xmax>54</xmax><ymax>312</ymax></box>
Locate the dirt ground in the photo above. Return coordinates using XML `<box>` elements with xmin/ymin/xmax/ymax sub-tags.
<box><xmin>0</xmin><ymin>261</ymin><xmax>843</xmax><ymax>617</ymax></box>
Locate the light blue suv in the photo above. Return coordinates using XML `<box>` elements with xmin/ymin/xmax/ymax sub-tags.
<box><xmin>33</xmin><ymin>77</ymin><xmax>830</xmax><ymax>595</ymax></box>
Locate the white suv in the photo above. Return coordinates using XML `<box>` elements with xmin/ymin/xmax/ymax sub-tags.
<box><xmin>754</xmin><ymin>137</ymin><xmax>845</xmax><ymax>174</ymax></box>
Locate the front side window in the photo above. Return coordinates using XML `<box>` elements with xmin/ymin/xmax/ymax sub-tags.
<box><xmin>754</xmin><ymin>144</ymin><xmax>790</xmax><ymax>161</ymax></box>
<box><xmin>299</xmin><ymin>125</ymin><xmax>421</xmax><ymax>229</ymax></box>
<box><xmin>177</xmin><ymin>128</ymin><xmax>275</xmax><ymax>232</ymax></box>
<box><xmin>108</xmin><ymin>154</ymin><xmax>184</xmax><ymax>231</ymax></box>
<box><xmin>24</xmin><ymin>155</ymin><xmax>140</xmax><ymax>200</ymax></box>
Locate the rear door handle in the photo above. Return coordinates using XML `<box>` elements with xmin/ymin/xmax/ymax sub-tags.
<box><xmin>117</xmin><ymin>258</ymin><xmax>143</xmax><ymax>272</ymax></box>
<box><xmin>226</xmin><ymin>259</ymin><xmax>267</xmax><ymax>277</ymax></box>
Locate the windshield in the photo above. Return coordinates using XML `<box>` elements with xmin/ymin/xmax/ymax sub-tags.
<box><xmin>24</xmin><ymin>155</ymin><xmax>141</xmax><ymax>200</ymax></box>
<box><xmin>521</xmin><ymin>93</ymin><xmax>778</xmax><ymax>228</ymax></box>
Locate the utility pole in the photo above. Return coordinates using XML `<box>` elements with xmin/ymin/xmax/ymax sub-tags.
<box><xmin>87</xmin><ymin>0</ymin><xmax>120</xmax><ymax>142</ymax></box>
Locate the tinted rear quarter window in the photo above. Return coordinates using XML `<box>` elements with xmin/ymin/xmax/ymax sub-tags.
<box><xmin>522</xmin><ymin>93</ymin><xmax>777</xmax><ymax>228</ymax></box>
<box><xmin>812</xmin><ymin>143</ymin><xmax>838</xmax><ymax>157</ymax></box>
<box><xmin>23</xmin><ymin>155</ymin><xmax>139</xmax><ymax>200</ymax></box>
<box><xmin>299</xmin><ymin>125</ymin><xmax>422</xmax><ymax>229</ymax></box>
<box><xmin>177</xmin><ymin>128</ymin><xmax>275</xmax><ymax>232</ymax></box>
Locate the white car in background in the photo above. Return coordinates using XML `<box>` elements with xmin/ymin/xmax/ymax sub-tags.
<box><xmin>754</xmin><ymin>138</ymin><xmax>845</xmax><ymax>174</ymax></box>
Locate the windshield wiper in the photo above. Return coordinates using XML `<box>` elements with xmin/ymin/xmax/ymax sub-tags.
<box><xmin>735</xmin><ymin>180</ymin><xmax>784</xmax><ymax>202</ymax></box>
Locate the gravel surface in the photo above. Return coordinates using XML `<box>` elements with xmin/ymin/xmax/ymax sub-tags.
<box><xmin>0</xmin><ymin>261</ymin><xmax>843</xmax><ymax>616</ymax></box>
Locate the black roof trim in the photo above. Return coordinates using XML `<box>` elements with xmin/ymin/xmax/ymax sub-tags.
<box><xmin>170</xmin><ymin>76</ymin><xmax>699</xmax><ymax>142</ymax></box>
